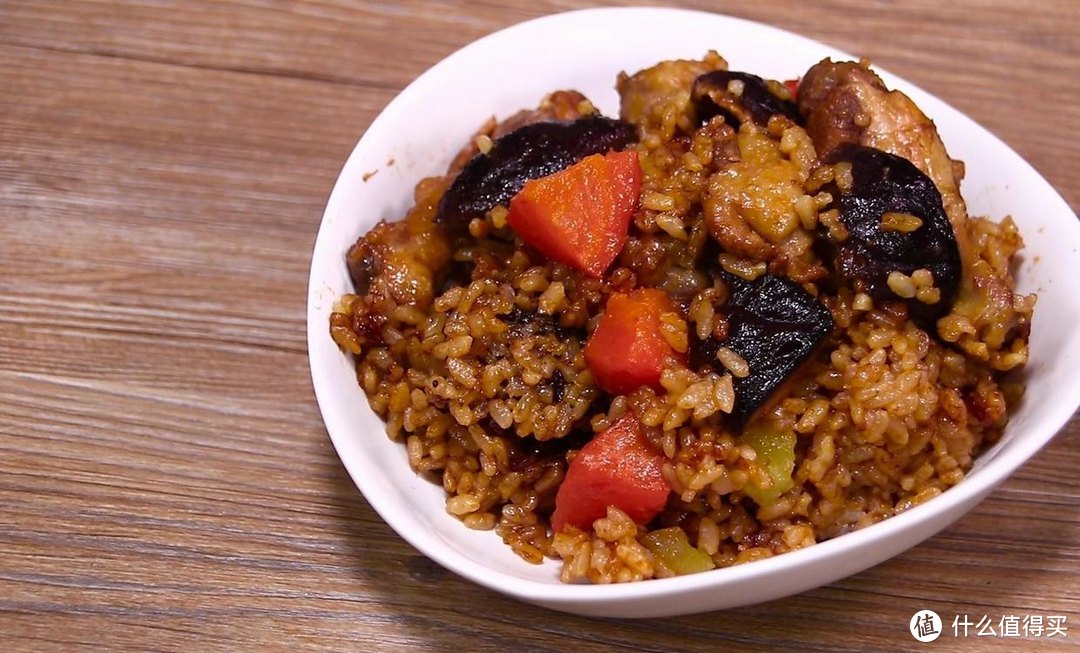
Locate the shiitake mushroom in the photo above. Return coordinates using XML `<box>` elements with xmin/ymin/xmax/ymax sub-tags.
<box><xmin>435</xmin><ymin>115</ymin><xmax>637</xmax><ymax>227</ymax></box>
<box><xmin>691</xmin><ymin>70</ymin><xmax>801</xmax><ymax>128</ymax></box>
<box><xmin>820</xmin><ymin>143</ymin><xmax>962</xmax><ymax>324</ymax></box>
<box><xmin>690</xmin><ymin>272</ymin><xmax>834</xmax><ymax>427</ymax></box>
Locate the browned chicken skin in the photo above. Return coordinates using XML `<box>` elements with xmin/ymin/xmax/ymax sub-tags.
<box><xmin>617</xmin><ymin>53</ymin><xmax>728</xmax><ymax>139</ymax></box>
<box><xmin>338</xmin><ymin>177</ymin><xmax>452</xmax><ymax>349</ymax></box>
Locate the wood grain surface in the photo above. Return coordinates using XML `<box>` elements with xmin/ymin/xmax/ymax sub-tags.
<box><xmin>2</xmin><ymin>1</ymin><xmax>1077</xmax><ymax>650</ymax></box>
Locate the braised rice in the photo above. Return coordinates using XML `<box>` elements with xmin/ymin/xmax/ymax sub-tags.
<box><xmin>330</xmin><ymin>52</ymin><xmax>1034</xmax><ymax>583</ymax></box>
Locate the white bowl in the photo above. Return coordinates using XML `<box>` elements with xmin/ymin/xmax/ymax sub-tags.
<box><xmin>307</xmin><ymin>7</ymin><xmax>1080</xmax><ymax>617</ymax></box>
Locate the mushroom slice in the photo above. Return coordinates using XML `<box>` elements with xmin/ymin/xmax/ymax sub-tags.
<box><xmin>822</xmin><ymin>143</ymin><xmax>962</xmax><ymax>323</ymax></box>
<box><xmin>692</xmin><ymin>70</ymin><xmax>801</xmax><ymax>128</ymax></box>
<box><xmin>436</xmin><ymin>115</ymin><xmax>637</xmax><ymax>228</ymax></box>
<box><xmin>690</xmin><ymin>272</ymin><xmax>833</xmax><ymax>426</ymax></box>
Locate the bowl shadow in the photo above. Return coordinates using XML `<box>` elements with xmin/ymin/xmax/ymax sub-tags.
<box><xmin>321</xmin><ymin>421</ymin><xmax>1078</xmax><ymax>651</ymax></box>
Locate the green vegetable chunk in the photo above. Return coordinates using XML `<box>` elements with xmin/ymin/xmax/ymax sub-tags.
<box><xmin>741</xmin><ymin>424</ymin><xmax>797</xmax><ymax>506</ymax></box>
<box><xmin>641</xmin><ymin>527</ymin><xmax>715</xmax><ymax>575</ymax></box>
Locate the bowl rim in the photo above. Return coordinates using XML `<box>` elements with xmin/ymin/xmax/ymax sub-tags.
<box><xmin>307</xmin><ymin>5</ymin><xmax>1080</xmax><ymax>610</ymax></box>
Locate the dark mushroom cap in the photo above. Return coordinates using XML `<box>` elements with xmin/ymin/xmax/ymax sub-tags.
<box><xmin>690</xmin><ymin>272</ymin><xmax>834</xmax><ymax>427</ymax></box>
<box><xmin>436</xmin><ymin>115</ymin><xmax>637</xmax><ymax>227</ymax></box>
<box><xmin>823</xmin><ymin>143</ymin><xmax>962</xmax><ymax>323</ymax></box>
<box><xmin>691</xmin><ymin>70</ymin><xmax>801</xmax><ymax>128</ymax></box>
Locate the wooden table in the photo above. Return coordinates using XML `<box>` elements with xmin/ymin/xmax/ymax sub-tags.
<box><xmin>3</xmin><ymin>1</ymin><xmax>1077</xmax><ymax>650</ymax></box>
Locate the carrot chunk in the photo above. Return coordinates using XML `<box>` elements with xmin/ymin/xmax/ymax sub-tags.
<box><xmin>551</xmin><ymin>414</ymin><xmax>670</xmax><ymax>533</ymax></box>
<box><xmin>584</xmin><ymin>288</ymin><xmax>684</xmax><ymax>396</ymax></box>
<box><xmin>507</xmin><ymin>150</ymin><xmax>641</xmax><ymax>277</ymax></box>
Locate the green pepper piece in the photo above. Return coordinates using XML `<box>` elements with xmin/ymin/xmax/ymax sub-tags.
<box><xmin>741</xmin><ymin>424</ymin><xmax>797</xmax><ymax>506</ymax></box>
<box><xmin>642</xmin><ymin>527</ymin><xmax>715</xmax><ymax>575</ymax></box>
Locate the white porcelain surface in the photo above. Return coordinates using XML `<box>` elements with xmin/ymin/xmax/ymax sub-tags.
<box><xmin>307</xmin><ymin>7</ymin><xmax>1080</xmax><ymax>617</ymax></box>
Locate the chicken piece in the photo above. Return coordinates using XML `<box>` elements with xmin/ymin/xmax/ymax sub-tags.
<box><xmin>493</xmin><ymin>90</ymin><xmax>592</xmax><ymax>138</ymax></box>
<box><xmin>342</xmin><ymin>176</ymin><xmax>452</xmax><ymax>348</ymax></box>
<box><xmin>617</xmin><ymin>52</ymin><xmax>728</xmax><ymax>138</ymax></box>
<box><xmin>702</xmin><ymin>122</ymin><xmax>812</xmax><ymax>262</ymax></box>
<box><xmin>703</xmin><ymin>188</ymin><xmax>775</xmax><ymax>260</ymax></box>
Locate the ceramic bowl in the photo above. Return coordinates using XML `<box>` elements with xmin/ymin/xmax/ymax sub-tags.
<box><xmin>307</xmin><ymin>7</ymin><xmax>1080</xmax><ymax>617</ymax></box>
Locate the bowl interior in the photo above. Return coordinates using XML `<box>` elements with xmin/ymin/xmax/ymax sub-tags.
<box><xmin>308</xmin><ymin>7</ymin><xmax>1080</xmax><ymax>612</ymax></box>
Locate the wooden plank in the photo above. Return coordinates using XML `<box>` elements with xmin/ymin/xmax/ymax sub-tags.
<box><xmin>0</xmin><ymin>0</ymin><xmax>1077</xmax><ymax>650</ymax></box>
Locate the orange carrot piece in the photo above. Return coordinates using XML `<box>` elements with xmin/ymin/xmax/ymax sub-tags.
<box><xmin>584</xmin><ymin>288</ymin><xmax>684</xmax><ymax>396</ymax></box>
<box><xmin>506</xmin><ymin>150</ymin><xmax>641</xmax><ymax>278</ymax></box>
<box><xmin>551</xmin><ymin>414</ymin><xmax>670</xmax><ymax>533</ymax></box>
